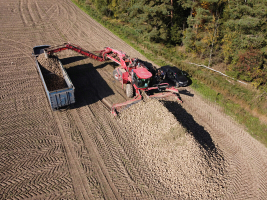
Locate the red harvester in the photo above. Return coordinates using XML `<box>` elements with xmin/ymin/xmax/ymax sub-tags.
<box><xmin>45</xmin><ymin>43</ymin><xmax>182</xmax><ymax>115</ymax></box>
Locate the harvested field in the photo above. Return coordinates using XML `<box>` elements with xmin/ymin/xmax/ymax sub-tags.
<box><xmin>0</xmin><ymin>0</ymin><xmax>267</xmax><ymax>199</ymax></box>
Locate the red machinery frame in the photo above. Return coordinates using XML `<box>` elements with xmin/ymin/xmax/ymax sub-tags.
<box><xmin>45</xmin><ymin>43</ymin><xmax>182</xmax><ymax>115</ymax></box>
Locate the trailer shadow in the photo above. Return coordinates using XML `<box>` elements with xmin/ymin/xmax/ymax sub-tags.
<box><xmin>60</xmin><ymin>56</ymin><xmax>87</xmax><ymax>64</ymax></box>
<box><xmin>161</xmin><ymin>100</ymin><xmax>217</xmax><ymax>153</ymax></box>
<box><xmin>61</xmin><ymin>56</ymin><xmax>115</xmax><ymax>108</ymax></box>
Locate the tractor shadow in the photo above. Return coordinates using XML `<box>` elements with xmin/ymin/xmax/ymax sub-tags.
<box><xmin>179</xmin><ymin>89</ymin><xmax>194</xmax><ymax>97</ymax></box>
<box><xmin>161</xmin><ymin>100</ymin><xmax>217</xmax><ymax>153</ymax></box>
<box><xmin>60</xmin><ymin>56</ymin><xmax>115</xmax><ymax>108</ymax></box>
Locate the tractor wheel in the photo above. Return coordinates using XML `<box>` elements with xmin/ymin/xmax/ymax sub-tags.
<box><xmin>126</xmin><ymin>84</ymin><xmax>134</xmax><ymax>98</ymax></box>
<box><xmin>113</xmin><ymin>69</ymin><xmax>121</xmax><ymax>81</ymax></box>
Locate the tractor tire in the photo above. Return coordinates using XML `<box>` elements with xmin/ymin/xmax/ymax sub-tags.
<box><xmin>113</xmin><ymin>69</ymin><xmax>121</xmax><ymax>81</ymax></box>
<box><xmin>126</xmin><ymin>84</ymin><xmax>134</xmax><ymax>98</ymax></box>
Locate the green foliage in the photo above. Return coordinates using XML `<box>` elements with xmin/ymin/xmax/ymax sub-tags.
<box><xmin>170</xmin><ymin>1</ymin><xmax>191</xmax><ymax>45</ymax></box>
<box><xmin>74</xmin><ymin>0</ymin><xmax>267</xmax><ymax>146</ymax></box>
<box><xmin>228</xmin><ymin>49</ymin><xmax>267</xmax><ymax>88</ymax></box>
<box><xmin>221</xmin><ymin>0</ymin><xmax>267</xmax><ymax>55</ymax></box>
<box><xmin>170</xmin><ymin>25</ymin><xmax>183</xmax><ymax>45</ymax></box>
<box><xmin>89</xmin><ymin>0</ymin><xmax>110</xmax><ymax>15</ymax></box>
<box><xmin>183</xmin><ymin>0</ymin><xmax>224</xmax><ymax>57</ymax></box>
<box><xmin>183</xmin><ymin>27</ymin><xmax>196</xmax><ymax>52</ymax></box>
<box><xmin>127</xmin><ymin>0</ymin><xmax>173</xmax><ymax>42</ymax></box>
<box><xmin>191</xmin><ymin>78</ymin><xmax>267</xmax><ymax>146</ymax></box>
<box><xmin>80</xmin><ymin>0</ymin><xmax>267</xmax><ymax>88</ymax></box>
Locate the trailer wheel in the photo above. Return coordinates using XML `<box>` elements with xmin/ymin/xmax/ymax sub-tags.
<box><xmin>126</xmin><ymin>84</ymin><xmax>134</xmax><ymax>98</ymax></box>
<box><xmin>113</xmin><ymin>69</ymin><xmax>121</xmax><ymax>81</ymax></box>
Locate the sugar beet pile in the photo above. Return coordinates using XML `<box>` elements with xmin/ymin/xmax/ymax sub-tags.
<box><xmin>37</xmin><ymin>53</ymin><xmax>67</xmax><ymax>91</ymax></box>
<box><xmin>119</xmin><ymin>99</ymin><xmax>227</xmax><ymax>199</ymax></box>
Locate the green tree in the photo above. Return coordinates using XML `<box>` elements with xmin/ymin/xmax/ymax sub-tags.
<box><xmin>221</xmin><ymin>0</ymin><xmax>267</xmax><ymax>63</ymax></box>
<box><xmin>182</xmin><ymin>0</ymin><xmax>225</xmax><ymax>60</ymax></box>
<box><xmin>170</xmin><ymin>0</ymin><xmax>191</xmax><ymax>45</ymax></box>
<box><xmin>108</xmin><ymin>0</ymin><xmax>135</xmax><ymax>18</ymax></box>
<box><xmin>127</xmin><ymin>0</ymin><xmax>173</xmax><ymax>42</ymax></box>
<box><xmin>89</xmin><ymin>0</ymin><xmax>111</xmax><ymax>15</ymax></box>
<box><xmin>228</xmin><ymin>48</ymin><xmax>267</xmax><ymax>88</ymax></box>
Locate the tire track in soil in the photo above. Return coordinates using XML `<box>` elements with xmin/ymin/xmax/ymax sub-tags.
<box><xmin>18</xmin><ymin>0</ymin><xmax>27</xmax><ymax>26</ymax></box>
<box><xmin>69</xmin><ymin>109</ymin><xmax>121</xmax><ymax>200</ymax></box>
<box><xmin>73</xmin><ymin>64</ymin><xmax>167</xmax><ymax>199</ymax></box>
<box><xmin>50</xmin><ymin>52</ymin><xmax>123</xmax><ymax>198</ymax></box>
<box><xmin>180</xmin><ymin>87</ymin><xmax>267</xmax><ymax>199</ymax></box>
<box><xmin>43</xmin><ymin>4</ymin><xmax>59</xmax><ymax>25</ymax></box>
<box><xmin>1</xmin><ymin>0</ymin><xmax>267</xmax><ymax>199</ymax></box>
<box><xmin>1</xmin><ymin>1</ymin><xmax>27</xmax><ymax>30</ymax></box>
<box><xmin>21</xmin><ymin>0</ymin><xmax>44</xmax><ymax>28</ymax></box>
<box><xmin>98</xmin><ymin>69</ymin><xmax>128</xmax><ymax>102</ymax></box>
<box><xmin>32</xmin><ymin>1</ymin><xmax>43</xmax><ymax>24</ymax></box>
<box><xmin>62</xmin><ymin>56</ymin><xmax>156</xmax><ymax>199</ymax></box>
<box><xmin>53</xmin><ymin>111</ymin><xmax>93</xmax><ymax>200</ymax></box>
<box><xmin>0</xmin><ymin>1</ymin><xmax>76</xmax><ymax>199</ymax></box>
<box><xmin>19</xmin><ymin>0</ymin><xmax>34</xmax><ymax>27</ymax></box>
<box><xmin>91</xmin><ymin>101</ymin><xmax>161</xmax><ymax>199</ymax></box>
<box><xmin>0</xmin><ymin>104</ymin><xmax>75</xmax><ymax>198</ymax></box>
<box><xmin>75</xmin><ymin>98</ymin><xmax>156</xmax><ymax>199</ymax></box>
<box><xmin>34</xmin><ymin>1</ymin><xmax>44</xmax><ymax>22</ymax></box>
<box><xmin>60</xmin><ymin>1</ymin><xmax>78</xmax><ymax>36</ymax></box>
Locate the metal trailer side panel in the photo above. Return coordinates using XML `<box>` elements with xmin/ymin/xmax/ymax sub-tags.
<box><xmin>33</xmin><ymin>45</ymin><xmax>75</xmax><ymax>110</ymax></box>
<box><xmin>34</xmin><ymin>58</ymin><xmax>53</xmax><ymax>109</ymax></box>
<box><xmin>45</xmin><ymin>58</ymin><xmax>75</xmax><ymax>110</ymax></box>
<box><xmin>52</xmin><ymin>59</ymin><xmax>75</xmax><ymax>109</ymax></box>
<box><xmin>50</xmin><ymin>88</ymin><xmax>75</xmax><ymax>109</ymax></box>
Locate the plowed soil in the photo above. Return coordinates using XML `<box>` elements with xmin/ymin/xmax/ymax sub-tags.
<box><xmin>0</xmin><ymin>0</ymin><xmax>267</xmax><ymax>199</ymax></box>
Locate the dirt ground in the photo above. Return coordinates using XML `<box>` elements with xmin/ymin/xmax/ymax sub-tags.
<box><xmin>0</xmin><ymin>0</ymin><xmax>267</xmax><ymax>199</ymax></box>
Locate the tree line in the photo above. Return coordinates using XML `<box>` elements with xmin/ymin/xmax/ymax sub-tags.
<box><xmin>83</xmin><ymin>0</ymin><xmax>267</xmax><ymax>88</ymax></box>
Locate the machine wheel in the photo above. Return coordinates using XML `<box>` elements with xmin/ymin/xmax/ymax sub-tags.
<box><xmin>126</xmin><ymin>84</ymin><xmax>134</xmax><ymax>98</ymax></box>
<box><xmin>113</xmin><ymin>69</ymin><xmax>121</xmax><ymax>81</ymax></box>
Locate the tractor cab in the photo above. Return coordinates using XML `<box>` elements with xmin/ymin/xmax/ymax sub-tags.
<box><xmin>132</xmin><ymin>68</ymin><xmax>152</xmax><ymax>89</ymax></box>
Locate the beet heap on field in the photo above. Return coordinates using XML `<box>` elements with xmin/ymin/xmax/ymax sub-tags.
<box><xmin>37</xmin><ymin>53</ymin><xmax>67</xmax><ymax>91</ymax></box>
<box><xmin>118</xmin><ymin>99</ymin><xmax>226</xmax><ymax>199</ymax></box>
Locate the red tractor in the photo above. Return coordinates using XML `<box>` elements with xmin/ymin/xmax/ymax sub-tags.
<box><xmin>44</xmin><ymin>43</ymin><xmax>182</xmax><ymax>115</ymax></box>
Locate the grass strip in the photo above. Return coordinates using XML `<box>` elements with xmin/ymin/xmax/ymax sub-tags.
<box><xmin>191</xmin><ymin>79</ymin><xmax>267</xmax><ymax>146</ymax></box>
